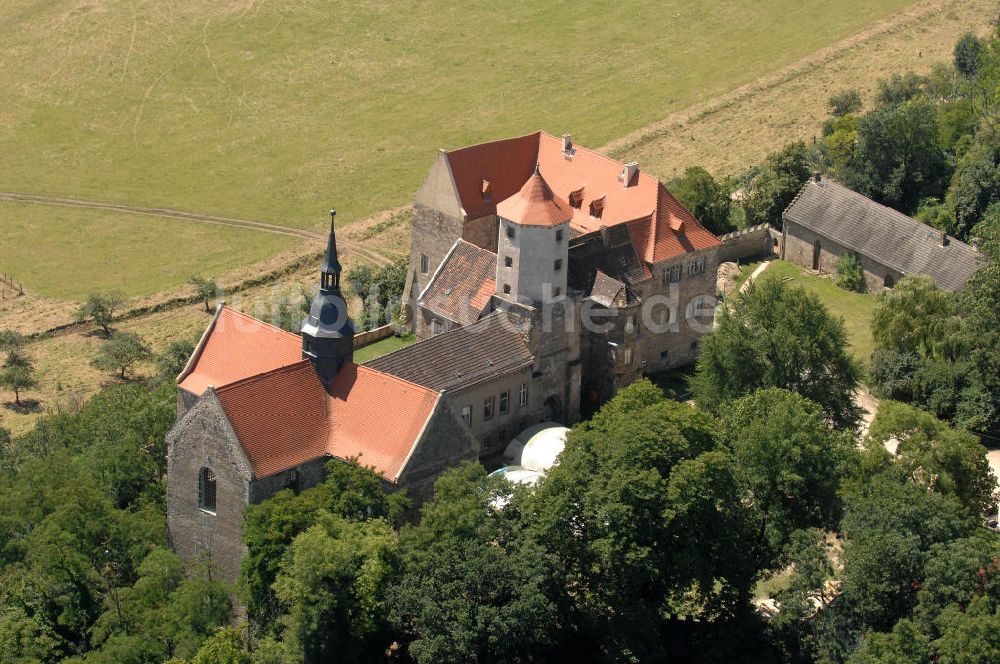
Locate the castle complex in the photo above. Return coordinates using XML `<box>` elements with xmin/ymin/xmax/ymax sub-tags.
<box><xmin>166</xmin><ymin>131</ymin><xmax>721</xmax><ymax>582</ymax></box>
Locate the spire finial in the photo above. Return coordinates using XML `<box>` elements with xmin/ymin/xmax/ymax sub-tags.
<box><xmin>320</xmin><ymin>207</ymin><xmax>342</xmax><ymax>291</ymax></box>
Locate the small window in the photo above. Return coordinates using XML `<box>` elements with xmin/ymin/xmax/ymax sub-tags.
<box><xmin>420</xmin><ymin>254</ymin><xmax>429</xmax><ymax>273</ymax></box>
<box><xmin>623</xmin><ymin>347</ymin><xmax>633</xmax><ymax>366</ymax></box>
<box><xmin>461</xmin><ymin>405</ymin><xmax>472</xmax><ymax>426</ymax></box>
<box><xmin>553</xmin><ymin>259</ymin><xmax>562</xmax><ymax>271</ymax></box>
<box><xmin>198</xmin><ymin>467</ymin><xmax>217</xmax><ymax>513</ymax></box>
<box><xmin>556</xmin><ymin>228</ymin><xmax>564</xmax><ymax>242</ymax></box>
<box><xmin>506</xmin><ymin>225</ymin><xmax>515</xmax><ymax>239</ymax></box>
<box><xmin>287</xmin><ymin>469</ymin><xmax>300</xmax><ymax>494</ymax></box>
<box><xmin>504</xmin><ymin>256</ymin><xmax>513</xmax><ymax>268</ymax></box>
<box><xmin>690</xmin><ymin>340</ymin><xmax>699</xmax><ymax>350</ymax></box>
<box><xmin>503</xmin><ymin>284</ymin><xmax>511</xmax><ymax>295</ymax></box>
<box><xmin>499</xmin><ymin>390</ymin><xmax>510</xmax><ymax>415</ymax></box>
<box><xmin>663</xmin><ymin>264</ymin><xmax>682</xmax><ymax>284</ymax></box>
<box><xmin>554</xmin><ymin>287</ymin><xmax>561</xmax><ymax>297</ymax></box>
<box><xmin>432</xmin><ymin>318</ymin><xmax>444</xmax><ymax>335</ymax></box>
<box><xmin>519</xmin><ymin>383</ymin><xmax>528</xmax><ymax>406</ymax></box>
<box><xmin>484</xmin><ymin>396</ymin><xmax>495</xmax><ymax>420</ymax></box>
<box><xmin>660</xmin><ymin>350</ymin><xmax>669</xmax><ymax>360</ymax></box>
<box><xmin>484</xmin><ymin>435</ymin><xmax>493</xmax><ymax>449</ymax></box>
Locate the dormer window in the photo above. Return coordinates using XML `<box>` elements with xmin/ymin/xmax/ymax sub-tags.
<box><xmin>589</xmin><ymin>198</ymin><xmax>605</xmax><ymax>219</ymax></box>
<box><xmin>568</xmin><ymin>189</ymin><xmax>584</xmax><ymax>209</ymax></box>
<box><xmin>481</xmin><ymin>179</ymin><xmax>492</xmax><ymax>202</ymax></box>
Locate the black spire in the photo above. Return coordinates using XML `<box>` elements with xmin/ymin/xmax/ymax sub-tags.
<box><xmin>302</xmin><ymin>208</ymin><xmax>354</xmax><ymax>385</ymax></box>
<box><xmin>320</xmin><ymin>208</ymin><xmax>342</xmax><ymax>291</ymax></box>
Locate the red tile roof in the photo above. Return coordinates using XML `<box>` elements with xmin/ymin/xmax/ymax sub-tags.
<box><xmin>496</xmin><ymin>171</ymin><xmax>573</xmax><ymax>227</ymax></box>
<box><xmin>419</xmin><ymin>240</ymin><xmax>497</xmax><ymax>324</ymax></box>
<box><xmin>215</xmin><ymin>360</ymin><xmax>440</xmax><ymax>481</ymax></box>
<box><xmin>178</xmin><ymin>306</ymin><xmax>303</xmax><ymax>396</ymax></box>
<box><xmin>443</xmin><ymin>131</ymin><xmax>719</xmax><ymax>265</ymax></box>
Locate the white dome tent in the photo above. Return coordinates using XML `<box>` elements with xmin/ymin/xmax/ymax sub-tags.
<box><xmin>487</xmin><ymin>423</ymin><xmax>569</xmax><ymax>498</ymax></box>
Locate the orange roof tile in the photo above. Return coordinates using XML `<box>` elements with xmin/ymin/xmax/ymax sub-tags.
<box><xmin>215</xmin><ymin>360</ymin><xmax>440</xmax><ymax>481</ymax></box>
<box><xmin>178</xmin><ymin>307</ymin><xmax>303</xmax><ymax>396</ymax></box>
<box><xmin>496</xmin><ymin>171</ymin><xmax>573</xmax><ymax>227</ymax></box>
<box><xmin>419</xmin><ymin>240</ymin><xmax>497</xmax><ymax>324</ymax></box>
<box><xmin>444</xmin><ymin>131</ymin><xmax>719</xmax><ymax>264</ymax></box>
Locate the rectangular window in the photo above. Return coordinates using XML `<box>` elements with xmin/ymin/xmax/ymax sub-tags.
<box><xmin>623</xmin><ymin>347</ymin><xmax>633</xmax><ymax>366</ymax></box>
<box><xmin>504</xmin><ymin>255</ymin><xmax>513</xmax><ymax>267</ymax></box>
<box><xmin>660</xmin><ymin>350</ymin><xmax>669</xmax><ymax>360</ymax></box>
<box><xmin>554</xmin><ymin>287</ymin><xmax>561</xmax><ymax>297</ymax></box>
<box><xmin>499</xmin><ymin>390</ymin><xmax>510</xmax><ymax>415</ymax></box>
<box><xmin>420</xmin><ymin>254</ymin><xmax>429</xmax><ymax>273</ymax></box>
<box><xmin>432</xmin><ymin>319</ymin><xmax>444</xmax><ymax>335</ymax></box>
<box><xmin>506</xmin><ymin>225</ymin><xmax>515</xmax><ymax>239</ymax></box>
<box><xmin>556</xmin><ymin>228</ymin><xmax>564</xmax><ymax>241</ymax></box>
<box><xmin>553</xmin><ymin>259</ymin><xmax>562</xmax><ymax>271</ymax></box>
<box><xmin>687</xmin><ymin>257</ymin><xmax>706</xmax><ymax>276</ymax></box>
<box><xmin>519</xmin><ymin>383</ymin><xmax>528</xmax><ymax>406</ymax></box>
<box><xmin>484</xmin><ymin>396</ymin><xmax>494</xmax><ymax>420</ymax></box>
<box><xmin>503</xmin><ymin>284</ymin><xmax>511</xmax><ymax>295</ymax></box>
<box><xmin>461</xmin><ymin>405</ymin><xmax>472</xmax><ymax>426</ymax></box>
<box><xmin>663</xmin><ymin>264</ymin><xmax>682</xmax><ymax>283</ymax></box>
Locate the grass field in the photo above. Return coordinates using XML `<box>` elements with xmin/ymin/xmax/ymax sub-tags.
<box><xmin>355</xmin><ymin>334</ymin><xmax>417</xmax><ymax>364</ymax></box>
<box><xmin>0</xmin><ymin>0</ymin><xmax>918</xmax><ymax>233</ymax></box>
<box><xmin>746</xmin><ymin>260</ymin><xmax>877</xmax><ymax>362</ymax></box>
<box><xmin>0</xmin><ymin>200</ymin><xmax>296</xmax><ymax>299</ymax></box>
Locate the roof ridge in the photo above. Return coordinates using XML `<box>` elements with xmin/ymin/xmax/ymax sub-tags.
<box><xmin>446</xmin><ymin>130</ymin><xmax>543</xmax><ymax>156</ymax></box>
<box><xmin>538</xmin><ymin>130</ymin><xmax>658</xmax><ymax>189</ymax></box>
<box><xmin>225</xmin><ymin>306</ymin><xmax>303</xmax><ymax>341</ymax></box>
<box><xmin>355</xmin><ymin>363</ymin><xmax>443</xmax><ymax>397</ymax></box>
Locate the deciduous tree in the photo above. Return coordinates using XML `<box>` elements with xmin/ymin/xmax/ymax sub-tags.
<box><xmin>90</xmin><ymin>331</ymin><xmax>151</xmax><ymax>380</ymax></box>
<box><xmin>76</xmin><ymin>292</ymin><xmax>124</xmax><ymax>337</ymax></box>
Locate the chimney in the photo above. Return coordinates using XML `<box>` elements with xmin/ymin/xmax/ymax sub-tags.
<box><xmin>621</xmin><ymin>161</ymin><xmax>639</xmax><ymax>187</ymax></box>
<box><xmin>940</xmin><ymin>230</ymin><xmax>949</xmax><ymax>246</ymax></box>
<box><xmin>562</xmin><ymin>133</ymin><xmax>573</xmax><ymax>153</ymax></box>
<box><xmin>812</xmin><ymin>171</ymin><xmax>821</xmax><ymax>183</ymax></box>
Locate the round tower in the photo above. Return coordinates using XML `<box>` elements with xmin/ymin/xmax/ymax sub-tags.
<box><xmin>495</xmin><ymin>167</ymin><xmax>571</xmax><ymax>306</ymax></box>
<box><xmin>302</xmin><ymin>209</ymin><xmax>355</xmax><ymax>385</ymax></box>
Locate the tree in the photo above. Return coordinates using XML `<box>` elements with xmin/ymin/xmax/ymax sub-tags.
<box><xmin>76</xmin><ymin>292</ymin><xmax>124</xmax><ymax>337</ymax></box>
<box><xmin>270</xmin><ymin>514</ymin><xmax>399</xmax><ymax>663</ymax></box>
<box><xmin>954</xmin><ymin>32</ymin><xmax>984</xmax><ymax>79</ymax></box>
<box><xmin>829</xmin><ymin>89</ymin><xmax>863</xmax><ymax>116</ymax></box>
<box><xmin>835</xmin><ymin>253</ymin><xmax>866</xmax><ymax>292</ymax></box>
<box><xmin>393</xmin><ymin>464</ymin><xmax>562</xmax><ymax>664</ymax></box>
<box><xmin>669</xmin><ymin>166</ymin><xmax>734</xmax><ymax>235</ymax></box>
<box><xmin>871</xmin><ymin>276</ymin><xmax>958</xmax><ymax>359</ymax></box>
<box><xmin>948</xmin><ymin>138</ymin><xmax>1000</xmax><ymax>240</ymax></box>
<box><xmin>720</xmin><ymin>389</ymin><xmax>858</xmax><ymax>569</ymax></box>
<box><xmin>346</xmin><ymin>264</ymin><xmax>376</xmax><ymax>314</ymax></box>
<box><xmin>692</xmin><ymin>278</ymin><xmax>861</xmax><ymax>429</ymax></box>
<box><xmin>90</xmin><ymin>331</ymin><xmax>151</xmax><ymax>380</ymax></box>
<box><xmin>154</xmin><ymin>340</ymin><xmax>195</xmax><ymax>382</ymax></box>
<box><xmin>0</xmin><ymin>362</ymin><xmax>36</xmax><ymax>405</ymax></box>
<box><xmin>864</xmin><ymin>400</ymin><xmax>996</xmax><ymax>518</ymax></box>
<box><xmin>741</xmin><ymin>142</ymin><xmax>814</xmax><ymax>228</ymax></box>
<box><xmin>874</xmin><ymin>72</ymin><xmax>927</xmax><ymax>107</ymax></box>
<box><xmin>844</xmin><ymin>99</ymin><xmax>948</xmax><ymax>213</ymax></box>
<box><xmin>189</xmin><ymin>276</ymin><xmax>218</xmax><ymax>313</ymax></box>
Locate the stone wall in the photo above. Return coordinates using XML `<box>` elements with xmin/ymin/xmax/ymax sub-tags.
<box><xmin>166</xmin><ymin>391</ymin><xmax>253</xmax><ymax>585</ymax></box>
<box><xmin>447</xmin><ymin>366</ymin><xmax>537</xmax><ymax>459</ymax></box>
<box><xmin>404</xmin><ymin>203</ymin><xmax>463</xmax><ymax>320</ymax></box>
<box><xmin>353</xmin><ymin>323</ymin><xmax>395</xmax><ymax>349</ymax></box>
<box><xmin>783</xmin><ymin>221</ymin><xmax>898</xmax><ymax>292</ymax></box>
<box><xmin>396</xmin><ymin>399</ymin><xmax>478</xmax><ymax>506</ymax></box>
<box><xmin>717</xmin><ymin>223</ymin><xmax>780</xmax><ymax>263</ymax></box>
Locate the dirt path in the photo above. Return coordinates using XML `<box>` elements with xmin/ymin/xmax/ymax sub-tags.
<box><xmin>0</xmin><ymin>191</ymin><xmax>391</xmax><ymax>267</ymax></box>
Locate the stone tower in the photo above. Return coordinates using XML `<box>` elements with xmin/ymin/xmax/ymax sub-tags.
<box><xmin>495</xmin><ymin>167</ymin><xmax>571</xmax><ymax>306</ymax></box>
<box><xmin>302</xmin><ymin>209</ymin><xmax>355</xmax><ymax>384</ymax></box>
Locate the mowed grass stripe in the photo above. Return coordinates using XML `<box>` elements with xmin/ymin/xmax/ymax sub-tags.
<box><xmin>0</xmin><ymin>0</ymin><xmax>918</xmax><ymax>231</ymax></box>
<box><xmin>0</xmin><ymin>200</ymin><xmax>296</xmax><ymax>299</ymax></box>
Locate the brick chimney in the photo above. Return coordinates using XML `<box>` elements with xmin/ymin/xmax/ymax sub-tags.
<box><xmin>561</xmin><ymin>133</ymin><xmax>572</xmax><ymax>153</ymax></box>
<box><xmin>621</xmin><ymin>161</ymin><xmax>639</xmax><ymax>187</ymax></box>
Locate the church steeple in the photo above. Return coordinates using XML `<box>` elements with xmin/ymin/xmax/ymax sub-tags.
<box><xmin>302</xmin><ymin>209</ymin><xmax>354</xmax><ymax>385</ymax></box>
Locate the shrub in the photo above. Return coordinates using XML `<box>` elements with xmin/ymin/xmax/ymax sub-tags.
<box><xmin>835</xmin><ymin>253</ymin><xmax>866</xmax><ymax>292</ymax></box>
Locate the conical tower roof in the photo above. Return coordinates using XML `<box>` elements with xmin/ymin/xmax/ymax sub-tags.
<box><xmin>496</xmin><ymin>167</ymin><xmax>572</xmax><ymax>227</ymax></box>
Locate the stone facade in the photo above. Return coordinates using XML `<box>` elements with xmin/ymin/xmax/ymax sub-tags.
<box><xmin>717</xmin><ymin>223</ymin><xmax>781</xmax><ymax>263</ymax></box>
<box><xmin>405</xmin><ymin>202</ymin><xmax>463</xmax><ymax>320</ymax></box>
<box><xmin>783</xmin><ymin>220</ymin><xmax>901</xmax><ymax>291</ymax></box>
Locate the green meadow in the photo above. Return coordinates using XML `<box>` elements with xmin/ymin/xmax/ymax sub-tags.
<box><xmin>0</xmin><ymin>0</ymin><xmax>918</xmax><ymax>298</ymax></box>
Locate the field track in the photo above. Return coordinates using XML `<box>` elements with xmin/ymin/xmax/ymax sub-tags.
<box><xmin>0</xmin><ymin>191</ymin><xmax>391</xmax><ymax>267</ymax></box>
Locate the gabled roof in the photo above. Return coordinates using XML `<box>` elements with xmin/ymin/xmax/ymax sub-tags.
<box><xmin>178</xmin><ymin>306</ymin><xmax>303</xmax><ymax>396</ymax></box>
<box><xmin>496</xmin><ymin>170</ymin><xmax>573</xmax><ymax>227</ymax></box>
<box><xmin>589</xmin><ymin>271</ymin><xmax>639</xmax><ymax>309</ymax></box>
<box><xmin>784</xmin><ymin>178</ymin><xmax>983</xmax><ymax>291</ymax></box>
<box><xmin>214</xmin><ymin>360</ymin><xmax>440</xmax><ymax>481</ymax></box>
<box><xmin>419</xmin><ymin>239</ymin><xmax>497</xmax><ymax>324</ymax></box>
<box><xmin>367</xmin><ymin>312</ymin><xmax>533</xmax><ymax>393</ymax></box>
<box><xmin>440</xmin><ymin>130</ymin><xmax>719</xmax><ymax>265</ymax></box>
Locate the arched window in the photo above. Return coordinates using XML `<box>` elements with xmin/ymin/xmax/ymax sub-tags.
<box><xmin>199</xmin><ymin>467</ymin><xmax>217</xmax><ymax>513</ymax></box>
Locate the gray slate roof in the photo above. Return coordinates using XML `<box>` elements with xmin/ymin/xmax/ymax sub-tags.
<box><xmin>366</xmin><ymin>312</ymin><xmax>533</xmax><ymax>393</ymax></box>
<box><xmin>784</xmin><ymin>178</ymin><xmax>983</xmax><ymax>291</ymax></box>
